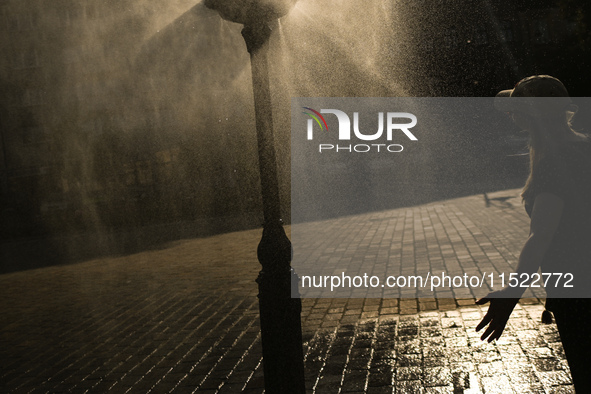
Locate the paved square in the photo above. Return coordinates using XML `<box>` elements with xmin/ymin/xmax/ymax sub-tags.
<box><xmin>0</xmin><ymin>189</ymin><xmax>574</xmax><ymax>393</ymax></box>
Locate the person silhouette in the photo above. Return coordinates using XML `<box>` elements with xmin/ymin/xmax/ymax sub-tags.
<box><xmin>475</xmin><ymin>75</ymin><xmax>591</xmax><ymax>391</ymax></box>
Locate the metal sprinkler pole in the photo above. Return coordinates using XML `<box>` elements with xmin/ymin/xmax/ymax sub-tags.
<box><xmin>241</xmin><ymin>22</ymin><xmax>306</xmax><ymax>394</ymax></box>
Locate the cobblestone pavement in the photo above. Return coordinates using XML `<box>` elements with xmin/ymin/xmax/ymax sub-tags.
<box><xmin>0</xmin><ymin>189</ymin><xmax>575</xmax><ymax>393</ymax></box>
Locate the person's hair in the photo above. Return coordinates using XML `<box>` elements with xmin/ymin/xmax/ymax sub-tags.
<box><xmin>521</xmin><ymin>110</ymin><xmax>587</xmax><ymax>205</ymax></box>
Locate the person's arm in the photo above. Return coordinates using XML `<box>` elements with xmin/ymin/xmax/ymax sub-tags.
<box><xmin>476</xmin><ymin>192</ymin><xmax>564</xmax><ymax>342</ymax></box>
<box><xmin>511</xmin><ymin>192</ymin><xmax>564</xmax><ymax>293</ymax></box>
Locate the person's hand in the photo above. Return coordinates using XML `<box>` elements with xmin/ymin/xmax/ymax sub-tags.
<box><xmin>475</xmin><ymin>292</ymin><xmax>519</xmax><ymax>342</ymax></box>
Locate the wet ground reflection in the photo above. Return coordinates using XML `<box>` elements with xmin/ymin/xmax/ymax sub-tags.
<box><xmin>302</xmin><ymin>301</ymin><xmax>572</xmax><ymax>393</ymax></box>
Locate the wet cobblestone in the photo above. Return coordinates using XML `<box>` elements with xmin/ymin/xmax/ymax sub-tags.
<box><xmin>0</xmin><ymin>190</ymin><xmax>575</xmax><ymax>392</ymax></box>
<box><xmin>300</xmin><ymin>301</ymin><xmax>571</xmax><ymax>393</ymax></box>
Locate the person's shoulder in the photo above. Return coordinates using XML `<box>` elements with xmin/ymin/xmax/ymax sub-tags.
<box><xmin>533</xmin><ymin>151</ymin><xmax>570</xmax><ymax>196</ymax></box>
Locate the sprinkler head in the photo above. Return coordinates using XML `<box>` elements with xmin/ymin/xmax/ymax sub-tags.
<box><xmin>204</xmin><ymin>0</ymin><xmax>298</xmax><ymax>25</ymax></box>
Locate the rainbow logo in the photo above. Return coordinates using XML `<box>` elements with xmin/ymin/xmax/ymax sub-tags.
<box><xmin>302</xmin><ymin>107</ymin><xmax>328</xmax><ymax>131</ymax></box>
